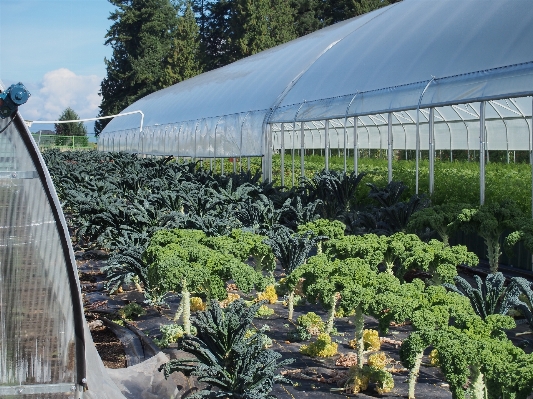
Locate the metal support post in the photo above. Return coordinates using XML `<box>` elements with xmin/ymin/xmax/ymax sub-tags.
<box><xmin>415</xmin><ymin>78</ymin><xmax>434</xmax><ymax>194</ymax></box>
<box><xmin>354</xmin><ymin>117</ymin><xmax>358</xmax><ymax>174</ymax></box>
<box><xmin>325</xmin><ymin>120</ymin><xmax>330</xmax><ymax>172</ymax></box>
<box><xmin>531</xmin><ymin>97</ymin><xmax>533</xmax><ymax>270</ymax></box>
<box><xmin>388</xmin><ymin>113</ymin><xmax>393</xmax><ymax>183</ymax></box>
<box><xmin>429</xmin><ymin>108</ymin><xmax>435</xmax><ymax>195</ymax></box>
<box><xmin>343</xmin><ymin>117</ymin><xmax>347</xmax><ymax>173</ymax></box>
<box><xmin>292</xmin><ymin>126</ymin><xmax>295</xmax><ymax>186</ymax></box>
<box><xmin>480</xmin><ymin>101</ymin><xmax>486</xmax><ymax>205</ymax></box>
<box><xmin>281</xmin><ymin>123</ymin><xmax>285</xmax><ymax>186</ymax></box>
<box><xmin>531</xmin><ymin>96</ymin><xmax>533</xmax><ymax>218</ymax></box>
<box><xmin>415</xmin><ymin>113</ymin><xmax>420</xmax><ymax>193</ymax></box>
<box><xmin>301</xmin><ymin>122</ymin><xmax>305</xmax><ymax>180</ymax></box>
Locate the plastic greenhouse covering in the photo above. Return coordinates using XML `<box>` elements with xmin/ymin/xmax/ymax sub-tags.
<box><xmin>99</xmin><ymin>0</ymin><xmax>533</xmax><ymax>182</ymax></box>
<box><xmin>0</xmin><ymin>110</ymin><xmax>85</xmax><ymax>396</ymax></box>
<box><xmin>0</xmin><ymin>84</ymin><xmax>193</xmax><ymax>399</ymax></box>
<box><xmin>0</xmin><ymin>89</ymin><xmax>119</xmax><ymax>399</ymax></box>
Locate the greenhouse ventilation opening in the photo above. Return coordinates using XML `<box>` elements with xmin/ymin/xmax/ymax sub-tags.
<box><xmin>0</xmin><ymin>81</ymin><xmax>135</xmax><ymax>399</ymax></box>
<box><xmin>98</xmin><ymin>0</ymin><xmax>533</xmax><ymax>209</ymax></box>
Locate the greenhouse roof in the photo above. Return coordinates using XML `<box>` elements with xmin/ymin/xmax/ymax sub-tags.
<box><xmin>101</xmin><ymin>0</ymin><xmax>533</xmax><ymax>138</ymax></box>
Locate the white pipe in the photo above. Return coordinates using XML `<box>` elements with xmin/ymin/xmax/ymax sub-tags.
<box><xmin>31</xmin><ymin>110</ymin><xmax>145</xmax><ymax>132</ymax></box>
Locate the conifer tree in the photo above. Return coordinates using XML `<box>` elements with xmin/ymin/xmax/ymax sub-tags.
<box><xmin>95</xmin><ymin>0</ymin><xmax>182</xmax><ymax>134</ymax></box>
<box><xmin>232</xmin><ymin>0</ymin><xmax>296</xmax><ymax>59</ymax></box>
<box><xmin>162</xmin><ymin>1</ymin><xmax>203</xmax><ymax>86</ymax></box>
<box><xmin>202</xmin><ymin>0</ymin><xmax>296</xmax><ymax>69</ymax></box>
<box><xmin>290</xmin><ymin>0</ymin><xmax>321</xmax><ymax>37</ymax></box>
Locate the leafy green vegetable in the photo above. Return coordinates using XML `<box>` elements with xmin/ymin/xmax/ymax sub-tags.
<box><xmin>159</xmin><ymin>299</ymin><xmax>293</xmax><ymax>398</ymax></box>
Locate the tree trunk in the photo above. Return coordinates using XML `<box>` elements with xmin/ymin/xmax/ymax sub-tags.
<box><xmin>408</xmin><ymin>350</ymin><xmax>424</xmax><ymax>399</ymax></box>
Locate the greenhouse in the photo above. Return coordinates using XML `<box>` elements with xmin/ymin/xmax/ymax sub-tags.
<box><xmin>3</xmin><ymin>0</ymin><xmax>533</xmax><ymax>397</ymax></box>
<box><xmin>0</xmin><ymin>82</ymin><xmax>171</xmax><ymax>399</ymax></box>
<box><xmin>99</xmin><ymin>0</ymin><xmax>533</xmax><ymax>202</ymax></box>
<box><xmin>0</xmin><ymin>86</ymin><xmax>85</xmax><ymax>397</ymax></box>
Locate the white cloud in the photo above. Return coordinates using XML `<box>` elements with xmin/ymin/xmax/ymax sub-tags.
<box><xmin>21</xmin><ymin>68</ymin><xmax>101</xmax><ymax>124</ymax></box>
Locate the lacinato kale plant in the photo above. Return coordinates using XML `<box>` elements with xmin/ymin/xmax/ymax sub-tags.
<box><xmin>159</xmin><ymin>299</ymin><xmax>293</xmax><ymax>399</ymax></box>
<box><xmin>264</xmin><ymin>226</ymin><xmax>319</xmax><ymax>320</ymax></box>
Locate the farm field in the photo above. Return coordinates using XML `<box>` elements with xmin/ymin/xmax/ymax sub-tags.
<box><xmin>43</xmin><ymin>150</ymin><xmax>533</xmax><ymax>399</ymax></box>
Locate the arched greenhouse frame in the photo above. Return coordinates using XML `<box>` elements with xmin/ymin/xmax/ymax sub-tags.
<box><xmin>99</xmin><ymin>0</ymin><xmax>533</xmax><ymax>209</ymax></box>
<box><xmin>2</xmin><ymin>0</ymin><xmax>533</xmax><ymax>396</ymax></box>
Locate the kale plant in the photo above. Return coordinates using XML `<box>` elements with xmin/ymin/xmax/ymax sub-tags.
<box><xmin>264</xmin><ymin>226</ymin><xmax>319</xmax><ymax>319</ymax></box>
<box><xmin>443</xmin><ymin>272</ymin><xmax>520</xmax><ymax>320</ymax></box>
<box><xmin>302</xmin><ymin>170</ymin><xmax>366</xmax><ymax>219</ymax></box>
<box><xmin>159</xmin><ymin>300</ymin><xmax>293</xmax><ymax>399</ymax></box>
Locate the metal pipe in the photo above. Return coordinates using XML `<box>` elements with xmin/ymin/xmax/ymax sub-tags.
<box><xmin>343</xmin><ymin>118</ymin><xmax>347</xmax><ymax>172</ymax></box>
<box><xmin>292</xmin><ymin>127</ymin><xmax>295</xmax><ymax>186</ymax></box>
<box><xmin>213</xmin><ymin>117</ymin><xmax>223</xmax><ymax>174</ymax></box>
<box><xmin>325</xmin><ymin>120</ymin><xmax>329</xmax><ymax>172</ymax></box>
<box><xmin>343</xmin><ymin>92</ymin><xmax>359</xmax><ymax>173</ymax></box>
<box><xmin>292</xmin><ymin>103</ymin><xmax>305</xmax><ymax>183</ymax></box>
<box><xmin>480</xmin><ymin>101</ymin><xmax>486</xmax><ymax>205</ymax></box>
<box><xmin>262</xmin><ymin>120</ymin><xmax>273</xmax><ymax>182</ymax></box>
<box><xmin>281</xmin><ymin>123</ymin><xmax>285</xmax><ymax>186</ymax></box>
<box><xmin>301</xmin><ymin>122</ymin><xmax>305</xmax><ymax>180</ymax></box>
<box><xmin>429</xmin><ymin>108</ymin><xmax>435</xmax><ymax>195</ymax></box>
<box><xmin>33</xmin><ymin>109</ymin><xmax>145</xmax><ymax>132</ymax></box>
<box><xmin>193</xmin><ymin>119</ymin><xmax>200</xmax><ymax>162</ymax></box>
<box><xmin>388</xmin><ymin>113</ymin><xmax>393</xmax><ymax>182</ymax></box>
<box><xmin>354</xmin><ymin>117</ymin><xmax>359</xmax><ymax>174</ymax></box>
<box><xmin>415</xmin><ymin>78</ymin><xmax>435</xmax><ymax>194</ymax></box>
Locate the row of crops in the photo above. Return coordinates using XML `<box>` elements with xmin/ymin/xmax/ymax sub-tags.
<box><xmin>192</xmin><ymin>153</ymin><xmax>533</xmax><ymax>214</ymax></box>
<box><xmin>273</xmin><ymin>154</ymin><xmax>533</xmax><ymax>215</ymax></box>
<box><xmin>44</xmin><ymin>150</ymin><xmax>533</xmax><ymax>399</ymax></box>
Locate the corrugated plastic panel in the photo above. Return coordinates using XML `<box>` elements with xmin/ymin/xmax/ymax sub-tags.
<box><xmin>0</xmin><ymin>115</ymin><xmax>83</xmax><ymax>398</ymax></box>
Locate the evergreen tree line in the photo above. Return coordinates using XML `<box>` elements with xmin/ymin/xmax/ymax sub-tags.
<box><xmin>96</xmin><ymin>0</ymin><xmax>397</xmax><ymax>134</ymax></box>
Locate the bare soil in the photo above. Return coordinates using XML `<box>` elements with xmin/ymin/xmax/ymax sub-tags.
<box><xmin>89</xmin><ymin>322</ymin><xmax>127</xmax><ymax>369</ymax></box>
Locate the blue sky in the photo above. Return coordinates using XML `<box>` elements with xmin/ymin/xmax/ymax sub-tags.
<box><xmin>0</xmin><ymin>0</ymin><xmax>115</xmax><ymax>132</ymax></box>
